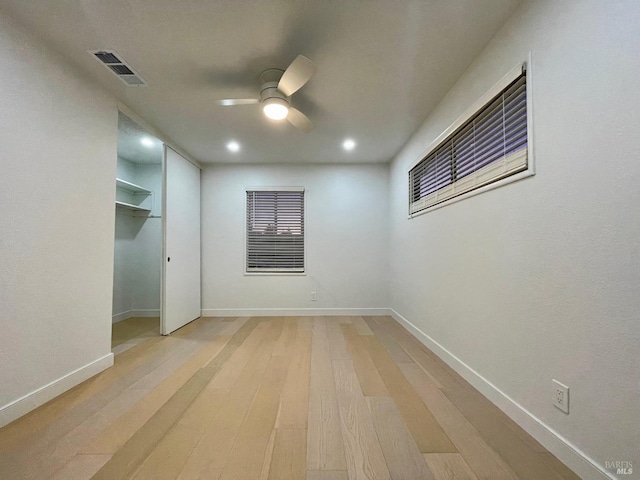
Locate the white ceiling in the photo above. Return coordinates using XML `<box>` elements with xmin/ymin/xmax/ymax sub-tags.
<box><xmin>1</xmin><ymin>0</ymin><xmax>521</xmax><ymax>164</ymax></box>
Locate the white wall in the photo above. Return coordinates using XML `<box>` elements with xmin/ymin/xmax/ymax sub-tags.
<box><xmin>201</xmin><ymin>163</ymin><xmax>389</xmax><ymax>315</ymax></box>
<box><xmin>113</xmin><ymin>157</ymin><xmax>137</xmax><ymax>319</ymax></box>
<box><xmin>113</xmin><ymin>213</ymin><xmax>135</xmax><ymax>318</ymax></box>
<box><xmin>388</xmin><ymin>1</ymin><xmax>640</xmax><ymax>478</ymax></box>
<box><xmin>113</xmin><ymin>159</ymin><xmax>162</xmax><ymax>321</ymax></box>
<box><xmin>0</xmin><ymin>11</ymin><xmax>117</xmax><ymax>425</ymax></box>
<box><xmin>116</xmin><ymin>157</ymin><xmax>137</xmax><ymax>182</ymax></box>
<box><xmin>131</xmin><ymin>164</ymin><xmax>163</xmax><ymax>315</ymax></box>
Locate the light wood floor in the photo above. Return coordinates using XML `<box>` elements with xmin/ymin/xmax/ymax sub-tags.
<box><xmin>111</xmin><ymin>316</ymin><xmax>160</xmax><ymax>354</ymax></box>
<box><xmin>0</xmin><ymin>316</ymin><xmax>580</xmax><ymax>480</ymax></box>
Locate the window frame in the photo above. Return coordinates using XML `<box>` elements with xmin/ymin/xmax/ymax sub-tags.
<box><xmin>244</xmin><ymin>186</ymin><xmax>306</xmax><ymax>276</ymax></box>
<box><xmin>408</xmin><ymin>59</ymin><xmax>535</xmax><ymax>218</ymax></box>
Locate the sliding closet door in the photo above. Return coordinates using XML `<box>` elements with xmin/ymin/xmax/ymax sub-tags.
<box><xmin>162</xmin><ymin>146</ymin><xmax>201</xmax><ymax>335</ymax></box>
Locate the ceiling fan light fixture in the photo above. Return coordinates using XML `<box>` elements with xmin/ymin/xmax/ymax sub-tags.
<box><xmin>263</xmin><ymin>98</ymin><xmax>289</xmax><ymax>121</ymax></box>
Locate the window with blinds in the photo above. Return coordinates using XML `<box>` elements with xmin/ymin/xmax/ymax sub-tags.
<box><xmin>246</xmin><ymin>189</ymin><xmax>305</xmax><ymax>273</ymax></box>
<box><xmin>409</xmin><ymin>71</ymin><xmax>528</xmax><ymax>214</ymax></box>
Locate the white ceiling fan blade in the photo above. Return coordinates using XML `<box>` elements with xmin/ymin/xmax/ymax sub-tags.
<box><xmin>287</xmin><ymin>107</ymin><xmax>314</xmax><ymax>132</ymax></box>
<box><xmin>215</xmin><ymin>98</ymin><xmax>259</xmax><ymax>106</ymax></box>
<box><xmin>278</xmin><ymin>55</ymin><xmax>316</xmax><ymax>97</ymax></box>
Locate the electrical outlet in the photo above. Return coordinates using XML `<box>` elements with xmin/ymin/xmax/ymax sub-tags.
<box><xmin>311</xmin><ymin>291</ymin><xmax>317</xmax><ymax>301</ymax></box>
<box><xmin>553</xmin><ymin>379</ymin><xmax>569</xmax><ymax>413</ymax></box>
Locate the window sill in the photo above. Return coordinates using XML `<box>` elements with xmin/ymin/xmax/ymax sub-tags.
<box><xmin>408</xmin><ymin>167</ymin><xmax>535</xmax><ymax>218</ymax></box>
<box><xmin>244</xmin><ymin>272</ymin><xmax>307</xmax><ymax>276</ymax></box>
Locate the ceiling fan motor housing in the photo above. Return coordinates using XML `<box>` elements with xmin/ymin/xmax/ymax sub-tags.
<box><xmin>216</xmin><ymin>58</ymin><xmax>314</xmax><ymax>130</ymax></box>
<box><xmin>260</xmin><ymin>80</ymin><xmax>289</xmax><ymax>105</ymax></box>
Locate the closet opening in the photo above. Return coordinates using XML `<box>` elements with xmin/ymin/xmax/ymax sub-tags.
<box><xmin>112</xmin><ymin>112</ymin><xmax>163</xmax><ymax>352</ymax></box>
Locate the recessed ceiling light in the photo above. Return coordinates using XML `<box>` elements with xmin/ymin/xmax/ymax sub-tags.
<box><xmin>343</xmin><ymin>139</ymin><xmax>356</xmax><ymax>151</ymax></box>
<box><xmin>227</xmin><ymin>141</ymin><xmax>240</xmax><ymax>152</ymax></box>
<box><xmin>141</xmin><ymin>136</ymin><xmax>154</xmax><ymax>148</ymax></box>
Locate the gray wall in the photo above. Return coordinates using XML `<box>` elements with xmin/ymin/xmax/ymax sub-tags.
<box><xmin>201</xmin><ymin>163</ymin><xmax>389</xmax><ymax>315</ymax></box>
<box><xmin>0</xmin><ymin>9</ymin><xmax>117</xmax><ymax>425</ymax></box>
<box><xmin>388</xmin><ymin>1</ymin><xmax>640</xmax><ymax>478</ymax></box>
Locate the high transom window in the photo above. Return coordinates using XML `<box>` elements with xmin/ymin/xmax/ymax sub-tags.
<box><xmin>409</xmin><ymin>70</ymin><xmax>528</xmax><ymax>214</ymax></box>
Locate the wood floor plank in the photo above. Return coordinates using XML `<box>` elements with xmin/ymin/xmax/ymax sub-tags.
<box><xmin>218</xmin><ymin>355</ymin><xmax>291</xmax><ymax>480</ymax></box>
<box><xmin>129</xmin><ymin>324</ymin><xmax>225</xmax><ymax>390</ymax></box>
<box><xmin>381</xmin><ymin>317</ymin><xmax>473</xmax><ymax>388</ymax></box>
<box><xmin>503</xmin><ymin>418</ymin><xmax>548</xmax><ymax>454</ymax></box>
<box><xmin>442</xmin><ymin>385</ymin><xmax>564</xmax><ymax>480</ymax></box>
<box><xmin>423</xmin><ymin>453</ymin><xmax>478</xmax><ymax>480</ymax></box>
<box><xmin>307</xmin><ymin>319</ymin><xmax>347</xmax><ymax>471</ymax></box>
<box><xmin>364</xmin><ymin>317</ymin><xmax>415</xmax><ymax>364</ymax></box>
<box><xmin>52</xmin><ymin>388</ymin><xmax>149</xmax><ymax>461</ymax></box>
<box><xmin>340</xmin><ymin>324</ymin><xmax>388</xmax><ymax>396</ymax></box>
<box><xmin>112</xmin><ymin>327</ymin><xmax>158</xmax><ymax>352</ymax></box>
<box><xmin>0</xmin><ymin>320</ymin><xmax>225</xmax><ymax>479</ymax></box>
<box><xmin>399</xmin><ymin>363</ymin><xmax>519</xmax><ymax>480</ymax></box>
<box><xmin>112</xmin><ymin>342</ymin><xmax>138</xmax><ymax>355</ymax></box>
<box><xmin>332</xmin><ymin>359</ymin><xmax>391</xmax><ymax>480</ymax></box>
<box><xmin>326</xmin><ymin>318</ymin><xmax>350</xmax><ymax>359</ymax></box>
<box><xmin>112</xmin><ymin>318</ymin><xmax>159</xmax><ymax>347</ymax></box>
<box><xmin>268</xmin><ymin>428</ymin><xmax>307</xmax><ymax>480</ymax></box>
<box><xmin>206</xmin><ymin>321</ymin><xmax>270</xmax><ymax>388</ymax></box>
<box><xmin>177</xmin><ymin>319</ymin><xmax>285</xmax><ymax>480</ymax></box>
<box><xmin>217</xmin><ymin>317</ymin><xmax>249</xmax><ymax>336</ymax></box>
<box><xmin>376</xmin><ymin>319</ymin><xmax>462</xmax><ymax>391</ymax></box>
<box><xmin>1</xmin><ymin>388</ymin><xmax>149</xmax><ymax>480</ymax></box>
<box><xmin>539</xmin><ymin>452</ymin><xmax>582</xmax><ymax>480</ymax></box>
<box><xmin>91</xmin><ymin>318</ymin><xmax>264</xmax><ymax>480</ymax></box>
<box><xmin>49</xmin><ymin>454</ymin><xmax>112</xmax><ymax>480</ymax></box>
<box><xmin>130</xmin><ymin>387</ymin><xmax>230</xmax><ymax>480</ymax></box>
<box><xmin>273</xmin><ymin>317</ymin><xmax>299</xmax><ymax>356</ymax></box>
<box><xmin>260</xmin><ymin>428</ymin><xmax>278</xmax><ymax>480</ymax></box>
<box><xmin>0</xmin><ymin>315</ymin><xmax>580</xmax><ymax>480</ymax></box>
<box><xmin>276</xmin><ymin>330</ymin><xmax>312</xmax><ymax>428</ymax></box>
<box><xmin>83</xmin><ymin>332</ymin><xmax>231</xmax><ymax>455</ymax></box>
<box><xmin>299</xmin><ymin>317</ymin><xmax>314</xmax><ymax>332</ymax></box>
<box><xmin>351</xmin><ymin>316</ymin><xmax>374</xmax><ymax>335</ymax></box>
<box><xmin>306</xmin><ymin>472</ymin><xmax>348</xmax><ymax>480</ymax></box>
<box><xmin>0</xmin><ymin>333</ymin><xmax>169</xmax><ymax>453</ymax></box>
<box><xmin>366</xmin><ymin>396</ymin><xmax>435</xmax><ymax>480</ymax></box>
<box><xmin>362</xmin><ymin>335</ymin><xmax>457</xmax><ymax>454</ymax></box>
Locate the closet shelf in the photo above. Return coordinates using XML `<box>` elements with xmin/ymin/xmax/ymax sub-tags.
<box><xmin>116</xmin><ymin>178</ymin><xmax>152</xmax><ymax>195</ymax></box>
<box><xmin>115</xmin><ymin>201</ymin><xmax>151</xmax><ymax>214</ymax></box>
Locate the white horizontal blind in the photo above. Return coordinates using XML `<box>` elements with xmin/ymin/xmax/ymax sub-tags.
<box><xmin>246</xmin><ymin>190</ymin><xmax>305</xmax><ymax>272</ymax></box>
<box><xmin>410</xmin><ymin>72</ymin><xmax>527</xmax><ymax>214</ymax></box>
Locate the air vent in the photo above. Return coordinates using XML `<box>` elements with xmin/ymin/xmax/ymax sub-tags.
<box><xmin>88</xmin><ymin>49</ymin><xmax>147</xmax><ymax>87</ymax></box>
<box><xmin>108</xmin><ymin>64</ymin><xmax>134</xmax><ymax>75</ymax></box>
<box><xmin>94</xmin><ymin>52</ymin><xmax>121</xmax><ymax>64</ymax></box>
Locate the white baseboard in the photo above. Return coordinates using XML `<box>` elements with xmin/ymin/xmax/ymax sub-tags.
<box><xmin>132</xmin><ymin>309</ymin><xmax>160</xmax><ymax>318</ymax></box>
<box><xmin>201</xmin><ymin>307</ymin><xmax>392</xmax><ymax>317</ymax></box>
<box><xmin>0</xmin><ymin>353</ymin><xmax>114</xmax><ymax>428</ymax></box>
<box><xmin>112</xmin><ymin>310</ymin><xmax>131</xmax><ymax>323</ymax></box>
<box><xmin>388</xmin><ymin>309</ymin><xmax>611</xmax><ymax>480</ymax></box>
<box><xmin>112</xmin><ymin>309</ymin><xmax>160</xmax><ymax>323</ymax></box>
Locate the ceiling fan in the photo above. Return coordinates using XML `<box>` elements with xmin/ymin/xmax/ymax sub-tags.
<box><xmin>216</xmin><ymin>55</ymin><xmax>316</xmax><ymax>132</ymax></box>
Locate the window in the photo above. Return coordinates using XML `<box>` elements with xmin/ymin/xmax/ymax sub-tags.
<box><xmin>409</xmin><ymin>67</ymin><xmax>528</xmax><ymax>215</ymax></box>
<box><xmin>246</xmin><ymin>188</ymin><xmax>305</xmax><ymax>273</ymax></box>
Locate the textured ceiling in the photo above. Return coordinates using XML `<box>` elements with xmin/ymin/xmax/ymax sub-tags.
<box><xmin>1</xmin><ymin>0</ymin><xmax>521</xmax><ymax>164</ymax></box>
